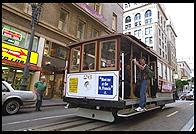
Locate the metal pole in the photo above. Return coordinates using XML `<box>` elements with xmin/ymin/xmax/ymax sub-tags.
<box><xmin>134</xmin><ymin>60</ymin><xmax>136</xmax><ymax>83</ymax></box>
<box><xmin>121</xmin><ymin>52</ymin><xmax>124</xmax><ymax>100</ymax></box>
<box><xmin>20</xmin><ymin>3</ymin><xmax>42</xmax><ymax>90</ymax></box>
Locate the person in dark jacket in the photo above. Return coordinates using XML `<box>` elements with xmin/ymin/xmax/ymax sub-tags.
<box><xmin>133</xmin><ymin>57</ymin><xmax>150</xmax><ymax>112</ymax></box>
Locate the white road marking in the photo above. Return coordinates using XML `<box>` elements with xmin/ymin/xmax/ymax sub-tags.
<box><xmin>166</xmin><ymin>111</ymin><xmax>179</xmax><ymax>117</ymax></box>
<box><xmin>190</xmin><ymin>103</ymin><xmax>193</xmax><ymax>106</ymax></box>
<box><xmin>2</xmin><ymin>114</ymin><xmax>74</xmax><ymax>126</ymax></box>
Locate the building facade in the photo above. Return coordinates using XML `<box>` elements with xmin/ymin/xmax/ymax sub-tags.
<box><xmin>2</xmin><ymin>3</ymin><xmax>123</xmax><ymax>99</ymax></box>
<box><xmin>167</xmin><ymin>20</ymin><xmax>177</xmax><ymax>70</ymax></box>
<box><xmin>123</xmin><ymin>3</ymin><xmax>168</xmax><ymax>61</ymax></box>
<box><xmin>123</xmin><ymin>3</ymin><xmax>177</xmax><ymax>86</ymax></box>
<box><xmin>177</xmin><ymin>61</ymin><xmax>192</xmax><ymax>80</ymax></box>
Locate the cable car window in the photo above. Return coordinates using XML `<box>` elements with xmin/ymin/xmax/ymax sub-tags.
<box><xmin>99</xmin><ymin>40</ymin><xmax>117</xmax><ymax>70</ymax></box>
<box><xmin>70</xmin><ymin>46</ymin><xmax>81</xmax><ymax>72</ymax></box>
<box><xmin>81</xmin><ymin>42</ymin><xmax>97</xmax><ymax>71</ymax></box>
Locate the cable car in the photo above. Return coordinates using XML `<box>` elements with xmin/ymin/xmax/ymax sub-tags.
<box><xmin>63</xmin><ymin>34</ymin><xmax>175</xmax><ymax>122</ymax></box>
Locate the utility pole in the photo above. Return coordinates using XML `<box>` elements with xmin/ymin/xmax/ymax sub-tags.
<box><xmin>20</xmin><ymin>3</ymin><xmax>43</xmax><ymax>91</ymax></box>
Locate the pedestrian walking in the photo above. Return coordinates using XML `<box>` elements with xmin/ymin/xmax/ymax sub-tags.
<box><xmin>34</xmin><ymin>75</ymin><xmax>48</xmax><ymax>111</ymax></box>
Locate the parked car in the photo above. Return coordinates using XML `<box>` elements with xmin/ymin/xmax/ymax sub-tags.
<box><xmin>180</xmin><ymin>90</ymin><xmax>194</xmax><ymax>100</ymax></box>
<box><xmin>2</xmin><ymin>81</ymin><xmax>37</xmax><ymax>115</ymax></box>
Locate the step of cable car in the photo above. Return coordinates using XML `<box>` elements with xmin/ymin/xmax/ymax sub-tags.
<box><xmin>117</xmin><ymin>105</ymin><xmax>160</xmax><ymax>117</ymax></box>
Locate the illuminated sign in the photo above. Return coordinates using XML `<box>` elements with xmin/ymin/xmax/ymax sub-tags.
<box><xmin>2</xmin><ymin>28</ymin><xmax>23</xmax><ymax>42</ymax></box>
<box><xmin>2</xmin><ymin>42</ymin><xmax>38</xmax><ymax>65</ymax></box>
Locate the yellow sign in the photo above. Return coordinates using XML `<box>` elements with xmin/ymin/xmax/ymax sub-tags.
<box><xmin>2</xmin><ymin>42</ymin><xmax>38</xmax><ymax>64</ymax></box>
<box><xmin>69</xmin><ymin>78</ymin><xmax>78</xmax><ymax>93</ymax></box>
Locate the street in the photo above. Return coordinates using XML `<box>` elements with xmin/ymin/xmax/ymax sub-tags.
<box><xmin>2</xmin><ymin>100</ymin><xmax>194</xmax><ymax>131</ymax></box>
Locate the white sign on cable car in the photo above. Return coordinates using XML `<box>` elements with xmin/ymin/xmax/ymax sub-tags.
<box><xmin>66</xmin><ymin>71</ymin><xmax>119</xmax><ymax>101</ymax></box>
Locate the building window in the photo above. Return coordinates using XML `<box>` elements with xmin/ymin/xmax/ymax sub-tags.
<box><xmin>125</xmin><ymin>16</ymin><xmax>131</xmax><ymax>23</ymax></box>
<box><xmin>125</xmin><ymin>4</ymin><xmax>128</xmax><ymax>9</ymax></box>
<box><xmin>145</xmin><ymin>36</ymin><xmax>153</xmax><ymax>44</ymax></box>
<box><xmin>162</xmin><ymin>33</ymin><xmax>164</xmax><ymax>40</ymax></box>
<box><xmin>125</xmin><ymin>24</ymin><xmax>131</xmax><ymax>30</ymax></box>
<box><xmin>77</xmin><ymin>20</ymin><xmax>85</xmax><ymax>39</ymax></box>
<box><xmin>163</xmin><ymin>21</ymin><xmax>166</xmax><ymax>30</ymax></box>
<box><xmin>145</xmin><ymin>18</ymin><xmax>152</xmax><ymax>25</ymax></box>
<box><xmin>24</xmin><ymin>3</ymin><xmax>32</xmax><ymax>15</ymax></box>
<box><xmin>112</xmin><ymin>13</ymin><xmax>117</xmax><ymax>31</ymax></box>
<box><xmin>134</xmin><ymin>29</ymin><xmax>141</xmax><ymax>37</ymax></box>
<box><xmin>50</xmin><ymin>42</ymin><xmax>67</xmax><ymax>59</ymax></box>
<box><xmin>135</xmin><ymin>13</ymin><xmax>141</xmax><ymax>20</ymax></box>
<box><xmin>58</xmin><ymin>9</ymin><xmax>69</xmax><ymax>33</ymax></box>
<box><xmin>162</xmin><ymin>42</ymin><xmax>164</xmax><ymax>49</ymax></box>
<box><xmin>44</xmin><ymin>40</ymin><xmax>52</xmax><ymax>56</ymax></box>
<box><xmin>160</xmin><ymin>16</ymin><xmax>162</xmax><ymax>24</ymax></box>
<box><xmin>159</xmin><ymin>38</ymin><xmax>161</xmax><ymax>46</ymax></box>
<box><xmin>158</xmin><ymin>11</ymin><xmax>159</xmax><ymax>20</ymax></box>
<box><xmin>145</xmin><ymin>27</ymin><xmax>152</xmax><ymax>35</ymax></box>
<box><xmin>165</xmin><ymin>45</ymin><xmax>167</xmax><ymax>51</ymax></box>
<box><xmin>159</xmin><ymin>48</ymin><xmax>161</xmax><ymax>55</ymax></box>
<box><xmin>94</xmin><ymin>3</ymin><xmax>101</xmax><ymax>13</ymax></box>
<box><xmin>134</xmin><ymin>13</ymin><xmax>141</xmax><ymax>27</ymax></box>
<box><xmin>145</xmin><ymin>10</ymin><xmax>152</xmax><ymax>18</ymax></box>
<box><xmin>125</xmin><ymin>32</ymin><xmax>131</xmax><ymax>35</ymax></box>
<box><xmin>149</xmin><ymin>36</ymin><xmax>153</xmax><ymax>44</ymax></box>
<box><xmin>92</xmin><ymin>29</ymin><xmax>99</xmax><ymax>38</ymax></box>
<box><xmin>165</xmin><ymin>37</ymin><xmax>166</xmax><ymax>43</ymax></box>
<box><xmin>135</xmin><ymin>21</ymin><xmax>141</xmax><ymax>26</ymax></box>
<box><xmin>159</xmin><ymin>29</ymin><xmax>161</xmax><ymax>36</ymax></box>
<box><xmin>163</xmin><ymin>51</ymin><xmax>164</xmax><ymax>58</ymax></box>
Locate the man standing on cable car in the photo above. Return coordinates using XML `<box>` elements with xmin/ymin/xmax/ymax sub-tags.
<box><xmin>133</xmin><ymin>57</ymin><xmax>149</xmax><ymax>112</ymax></box>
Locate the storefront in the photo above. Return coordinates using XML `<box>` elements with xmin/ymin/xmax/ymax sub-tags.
<box><xmin>41</xmin><ymin>40</ymin><xmax>69</xmax><ymax>99</ymax></box>
<box><xmin>2</xmin><ymin>24</ymin><xmax>40</xmax><ymax>90</ymax></box>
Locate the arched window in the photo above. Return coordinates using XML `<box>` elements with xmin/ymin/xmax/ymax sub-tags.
<box><xmin>134</xmin><ymin>13</ymin><xmax>141</xmax><ymax>21</ymax></box>
<box><xmin>125</xmin><ymin>16</ymin><xmax>131</xmax><ymax>23</ymax></box>
<box><xmin>145</xmin><ymin>10</ymin><xmax>152</xmax><ymax>25</ymax></box>
<box><xmin>145</xmin><ymin>10</ymin><xmax>152</xmax><ymax>18</ymax></box>
<box><xmin>134</xmin><ymin>13</ymin><xmax>141</xmax><ymax>26</ymax></box>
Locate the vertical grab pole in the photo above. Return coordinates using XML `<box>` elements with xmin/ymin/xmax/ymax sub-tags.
<box><xmin>121</xmin><ymin>52</ymin><xmax>124</xmax><ymax>100</ymax></box>
<box><xmin>134</xmin><ymin>60</ymin><xmax>136</xmax><ymax>83</ymax></box>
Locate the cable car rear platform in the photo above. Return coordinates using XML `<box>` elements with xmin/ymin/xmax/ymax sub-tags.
<box><xmin>63</xmin><ymin>96</ymin><xmax>174</xmax><ymax>109</ymax></box>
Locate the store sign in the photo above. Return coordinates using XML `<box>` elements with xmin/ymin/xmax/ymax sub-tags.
<box><xmin>2</xmin><ymin>28</ymin><xmax>23</xmax><ymax>42</ymax></box>
<box><xmin>162</xmin><ymin>82</ymin><xmax>173</xmax><ymax>92</ymax></box>
<box><xmin>76</xmin><ymin>3</ymin><xmax>106</xmax><ymax>22</ymax></box>
<box><xmin>2</xmin><ymin>43</ymin><xmax>38</xmax><ymax>65</ymax></box>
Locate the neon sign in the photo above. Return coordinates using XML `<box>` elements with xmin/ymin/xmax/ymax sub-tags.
<box><xmin>2</xmin><ymin>28</ymin><xmax>23</xmax><ymax>42</ymax></box>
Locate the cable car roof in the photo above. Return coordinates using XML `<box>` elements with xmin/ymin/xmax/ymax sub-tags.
<box><xmin>68</xmin><ymin>33</ymin><xmax>166</xmax><ymax>61</ymax></box>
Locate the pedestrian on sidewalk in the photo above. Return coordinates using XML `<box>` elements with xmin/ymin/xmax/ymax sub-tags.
<box><xmin>33</xmin><ymin>75</ymin><xmax>48</xmax><ymax>111</ymax></box>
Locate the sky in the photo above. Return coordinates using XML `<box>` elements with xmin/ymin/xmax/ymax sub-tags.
<box><xmin>164</xmin><ymin>3</ymin><xmax>194</xmax><ymax>69</ymax></box>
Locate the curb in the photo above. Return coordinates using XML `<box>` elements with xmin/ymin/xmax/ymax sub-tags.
<box><xmin>22</xmin><ymin>103</ymin><xmax>66</xmax><ymax>109</ymax></box>
<box><xmin>42</xmin><ymin>103</ymin><xmax>66</xmax><ymax>107</ymax></box>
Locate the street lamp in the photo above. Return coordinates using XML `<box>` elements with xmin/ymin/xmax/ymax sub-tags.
<box><xmin>20</xmin><ymin>3</ymin><xmax>43</xmax><ymax>91</ymax></box>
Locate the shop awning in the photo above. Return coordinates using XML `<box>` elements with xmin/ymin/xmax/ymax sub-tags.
<box><xmin>2</xmin><ymin>59</ymin><xmax>42</xmax><ymax>71</ymax></box>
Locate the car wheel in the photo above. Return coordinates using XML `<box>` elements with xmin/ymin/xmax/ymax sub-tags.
<box><xmin>3</xmin><ymin>99</ymin><xmax>20</xmax><ymax>115</ymax></box>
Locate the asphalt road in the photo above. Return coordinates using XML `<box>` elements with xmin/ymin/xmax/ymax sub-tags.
<box><xmin>2</xmin><ymin>100</ymin><xmax>194</xmax><ymax>131</ymax></box>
